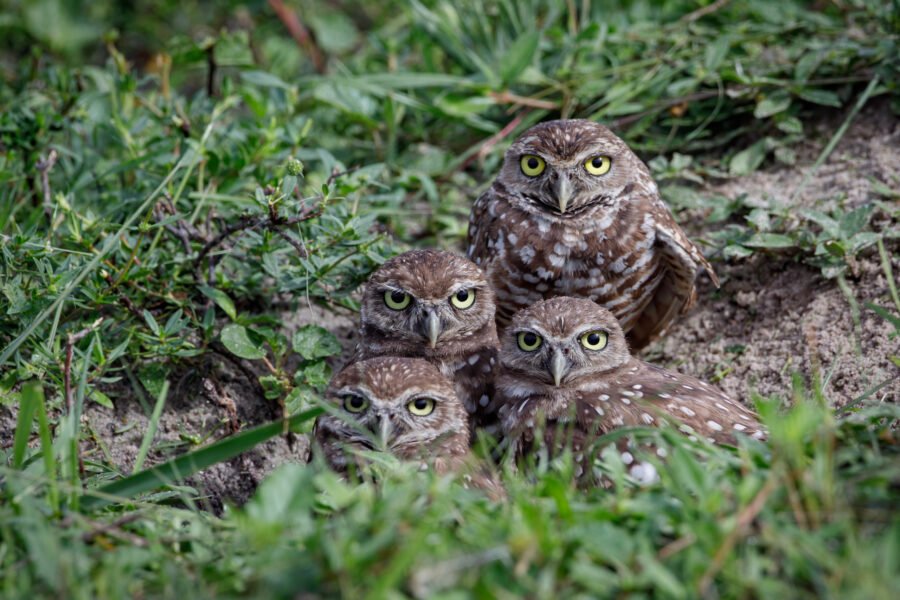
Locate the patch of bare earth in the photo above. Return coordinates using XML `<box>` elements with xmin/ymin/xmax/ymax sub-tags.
<box><xmin>647</xmin><ymin>100</ymin><xmax>900</xmax><ymax>408</ymax></box>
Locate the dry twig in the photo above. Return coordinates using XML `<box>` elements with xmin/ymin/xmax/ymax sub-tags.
<box><xmin>36</xmin><ymin>149</ymin><xmax>59</xmax><ymax>214</ymax></box>
<box><xmin>269</xmin><ymin>0</ymin><xmax>326</xmax><ymax>73</ymax></box>
<box><xmin>64</xmin><ymin>318</ymin><xmax>105</xmax><ymax>414</ymax></box>
<box><xmin>458</xmin><ymin>112</ymin><xmax>529</xmax><ymax>173</ymax></box>
<box><xmin>680</xmin><ymin>0</ymin><xmax>730</xmax><ymax>23</ymax></box>
<box><xmin>698</xmin><ymin>475</ymin><xmax>778</xmax><ymax>595</ymax></box>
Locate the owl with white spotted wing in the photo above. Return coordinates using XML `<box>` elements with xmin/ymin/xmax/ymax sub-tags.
<box><xmin>356</xmin><ymin>249</ymin><xmax>500</xmax><ymax>429</ymax></box>
<box><xmin>468</xmin><ymin>119</ymin><xmax>718</xmax><ymax>349</ymax></box>
<box><xmin>312</xmin><ymin>357</ymin><xmax>503</xmax><ymax>498</ymax></box>
<box><xmin>497</xmin><ymin>297</ymin><xmax>765</xmax><ymax>481</ymax></box>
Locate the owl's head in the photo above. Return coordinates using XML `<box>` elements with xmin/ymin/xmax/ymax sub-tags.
<box><xmin>500</xmin><ymin>297</ymin><xmax>630</xmax><ymax>387</ymax></box>
<box><xmin>315</xmin><ymin>357</ymin><xmax>468</xmax><ymax>464</ymax></box>
<box><xmin>360</xmin><ymin>249</ymin><xmax>497</xmax><ymax>356</ymax></box>
<box><xmin>497</xmin><ymin>119</ymin><xmax>648</xmax><ymax>216</ymax></box>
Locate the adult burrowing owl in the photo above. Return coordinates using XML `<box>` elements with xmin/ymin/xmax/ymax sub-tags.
<box><xmin>313</xmin><ymin>357</ymin><xmax>503</xmax><ymax>497</ymax></box>
<box><xmin>468</xmin><ymin>119</ymin><xmax>718</xmax><ymax>349</ymax></box>
<box><xmin>357</xmin><ymin>249</ymin><xmax>500</xmax><ymax>427</ymax></box>
<box><xmin>497</xmin><ymin>297</ymin><xmax>764</xmax><ymax>480</ymax></box>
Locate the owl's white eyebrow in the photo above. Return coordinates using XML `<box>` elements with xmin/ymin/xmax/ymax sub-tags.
<box><xmin>379</xmin><ymin>284</ymin><xmax>410</xmax><ymax>294</ymax></box>
<box><xmin>575</xmin><ymin>326</ymin><xmax>607</xmax><ymax>336</ymax></box>
<box><xmin>397</xmin><ymin>389</ymin><xmax>448</xmax><ymax>404</ymax></box>
<box><xmin>335</xmin><ymin>386</ymin><xmax>372</xmax><ymax>400</ymax></box>
<box><xmin>448</xmin><ymin>280</ymin><xmax>484</xmax><ymax>293</ymax></box>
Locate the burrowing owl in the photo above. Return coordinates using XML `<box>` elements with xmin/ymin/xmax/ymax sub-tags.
<box><xmin>357</xmin><ymin>249</ymin><xmax>500</xmax><ymax>427</ymax></box>
<box><xmin>313</xmin><ymin>357</ymin><xmax>503</xmax><ymax>497</ymax></box>
<box><xmin>313</xmin><ymin>357</ymin><xmax>469</xmax><ymax>470</ymax></box>
<box><xmin>497</xmin><ymin>297</ymin><xmax>764</xmax><ymax>480</ymax></box>
<box><xmin>468</xmin><ymin>119</ymin><xmax>718</xmax><ymax>349</ymax></box>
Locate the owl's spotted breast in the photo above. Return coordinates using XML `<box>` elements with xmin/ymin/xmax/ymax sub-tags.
<box><xmin>470</xmin><ymin>184</ymin><xmax>667</xmax><ymax>335</ymax></box>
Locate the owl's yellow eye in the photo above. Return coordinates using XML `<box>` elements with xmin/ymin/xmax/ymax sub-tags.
<box><xmin>407</xmin><ymin>397</ymin><xmax>436</xmax><ymax>416</ymax></box>
<box><xmin>580</xmin><ymin>330</ymin><xmax>608</xmax><ymax>350</ymax></box>
<box><xmin>520</xmin><ymin>155</ymin><xmax>546</xmax><ymax>177</ymax></box>
<box><xmin>584</xmin><ymin>155</ymin><xmax>612</xmax><ymax>176</ymax></box>
<box><xmin>449</xmin><ymin>288</ymin><xmax>476</xmax><ymax>309</ymax></box>
<box><xmin>384</xmin><ymin>289</ymin><xmax>412</xmax><ymax>310</ymax></box>
<box><xmin>517</xmin><ymin>331</ymin><xmax>543</xmax><ymax>352</ymax></box>
<box><xmin>343</xmin><ymin>394</ymin><xmax>369</xmax><ymax>413</ymax></box>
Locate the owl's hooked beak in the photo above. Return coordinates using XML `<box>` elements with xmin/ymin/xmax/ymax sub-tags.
<box><xmin>553</xmin><ymin>173</ymin><xmax>572</xmax><ymax>214</ymax></box>
<box><xmin>423</xmin><ymin>309</ymin><xmax>442</xmax><ymax>349</ymax></box>
<box><xmin>549</xmin><ymin>348</ymin><xmax>568</xmax><ymax>387</ymax></box>
<box><xmin>373</xmin><ymin>412</ymin><xmax>394</xmax><ymax>449</ymax></box>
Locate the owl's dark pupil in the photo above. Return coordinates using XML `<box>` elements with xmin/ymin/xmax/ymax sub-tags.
<box><xmin>414</xmin><ymin>398</ymin><xmax>428</xmax><ymax>410</ymax></box>
<box><xmin>390</xmin><ymin>290</ymin><xmax>406</xmax><ymax>304</ymax></box>
<box><xmin>527</xmin><ymin>157</ymin><xmax>539</xmax><ymax>169</ymax></box>
<box><xmin>456</xmin><ymin>290</ymin><xmax>469</xmax><ymax>302</ymax></box>
<box><xmin>587</xmin><ymin>333</ymin><xmax>601</xmax><ymax>345</ymax></box>
<box><xmin>348</xmin><ymin>396</ymin><xmax>364</xmax><ymax>408</ymax></box>
<box><xmin>592</xmin><ymin>157</ymin><xmax>604</xmax><ymax>168</ymax></box>
<box><xmin>523</xmin><ymin>332</ymin><xmax>537</xmax><ymax>346</ymax></box>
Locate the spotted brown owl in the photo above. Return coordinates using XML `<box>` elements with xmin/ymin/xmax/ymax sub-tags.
<box><xmin>312</xmin><ymin>357</ymin><xmax>504</xmax><ymax>498</ymax></box>
<box><xmin>357</xmin><ymin>249</ymin><xmax>500</xmax><ymax>428</ymax></box>
<box><xmin>497</xmin><ymin>297</ymin><xmax>765</xmax><ymax>481</ymax></box>
<box><xmin>467</xmin><ymin>119</ymin><xmax>718</xmax><ymax>350</ymax></box>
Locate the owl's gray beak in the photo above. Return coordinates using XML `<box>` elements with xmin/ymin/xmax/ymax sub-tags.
<box><xmin>549</xmin><ymin>348</ymin><xmax>568</xmax><ymax>387</ymax></box>
<box><xmin>554</xmin><ymin>174</ymin><xmax>572</xmax><ymax>214</ymax></box>
<box><xmin>423</xmin><ymin>310</ymin><xmax>441</xmax><ymax>349</ymax></box>
<box><xmin>375</xmin><ymin>413</ymin><xmax>393</xmax><ymax>449</ymax></box>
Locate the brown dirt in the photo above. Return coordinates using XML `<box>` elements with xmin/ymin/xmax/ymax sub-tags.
<box><xmin>3</xmin><ymin>102</ymin><xmax>895</xmax><ymax>509</ymax></box>
<box><xmin>647</xmin><ymin>100</ymin><xmax>900</xmax><ymax>407</ymax></box>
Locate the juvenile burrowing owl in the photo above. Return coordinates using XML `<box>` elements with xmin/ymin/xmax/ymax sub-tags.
<box><xmin>357</xmin><ymin>249</ymin><xmax>500</xmax><ymax>427</ymax></box>
<box><xmin>313</xmin><ymin>357</ymin><xmax>503</xmax><ymax>498</ymax></box>
<box><xmin>468</xmin><ymin>119</ymin><xmax>718</xmax><ymax>349</ymax></box>
<box><xmin>497</xmin><ymin>297</ymin><xmax>764</xmax><ymax>480</ymax></box>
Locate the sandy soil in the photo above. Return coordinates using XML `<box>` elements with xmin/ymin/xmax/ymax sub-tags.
<box><xmin>2</xmin><ymin>101</ymin><xmax>896</xmax><ymax>508</ymax></box>
<box><xmin>650</xmin><ymin>100</ymin><xmax>899</xmax><ymax>407</ymax></box>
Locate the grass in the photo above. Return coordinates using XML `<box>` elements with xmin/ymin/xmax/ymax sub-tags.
<box><xmin>1</xmin><ymin>0</ymin><xmax>899</xmax><ymax>597</ymax></box>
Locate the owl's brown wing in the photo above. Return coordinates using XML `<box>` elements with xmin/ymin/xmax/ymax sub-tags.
<box><xmin>609</xmin><ymin>360</ymin><xmax>765</xmax><ymax>445</ymax></box>
<box><xmin>627</xmin><ymin>205</ymin><xmax>719</xmax><ymax>349</ymax></box>
<box><xmin>466</xmin><ymin>187</ymin><xmax>498</xmax><ymax>270</ymax></box>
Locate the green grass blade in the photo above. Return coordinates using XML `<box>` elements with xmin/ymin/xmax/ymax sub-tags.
<box><xmin>81</xmin><ymin>407</ymin><xmax>323</xmax><ymax>511</ymax></box>
<box><xmin>13</xmin><ymin>382</ymin><xmax>60</xmax><ymax>511</ymax></box>
<box><xmin>132</xmin><ymin>380</ymin><xmax>170</xmax><ymax>474</ymax></box>
<box><xmin>790</xmin><ymin>76</ymin><xmax>880</xmax><ymax>202</ymax></box>
<box><xmin>878</xmin><ymin>238</ymin><xmax>900</xmax><ymax>314</ymax></box>
<box><xmin>33</xmin><ymin>383</ymin><xmax>60</xmax><ymax>513</ymax></box>
<box><xmin>12</xmin><ymin>382</ymin><xmax>39</xmax><ymax>469</ymax></box>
